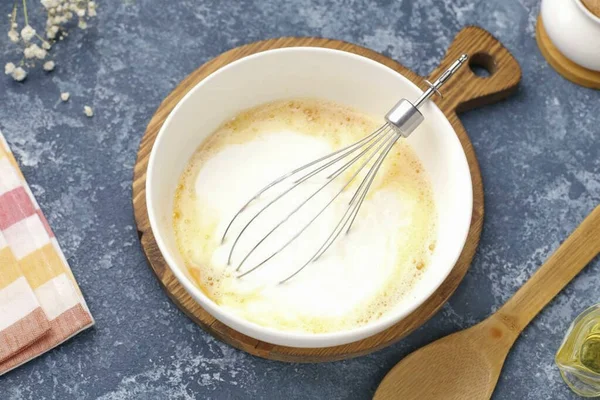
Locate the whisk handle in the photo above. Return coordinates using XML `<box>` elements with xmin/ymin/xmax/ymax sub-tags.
<box><xmin>428</xmin><ymin>26</ymin><xmax>522</xmax><ymax>113</ymax></box>
<box><xmin>413</xmin><ymin>54</ymin><xmax>468</xmax><ymax>109</ymax></box>
<box><xmin>385</xmin><ymin>54</ymin><xmax>467</xmax><ymax>137</ymax></box>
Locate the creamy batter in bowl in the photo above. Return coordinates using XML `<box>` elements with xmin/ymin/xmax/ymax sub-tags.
<box><xmin>146</xmin><ymin>47</ymin><xmax>473</xmax><ymax>348</ymax></box>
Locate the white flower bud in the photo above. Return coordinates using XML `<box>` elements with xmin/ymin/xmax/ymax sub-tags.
<box><xmin>8</xmin><ymin>30</ymin><xmax>19</xmax><ymax>43</ymax></box>
<box><xmin>20</xmin><ymin>25</ymin><xmax>36</xmax><ymax>42</ymax></box>
<box><xmin>11</xmin><ymin>67</ymin><xmax>27</xmax><ymax>82</ymax></box>
<box><xmin>43</xmin><ymin>61</ymin><xmax>55</xmax><ymax>71</ymax></box>
<box><xmin>23</xmin><ymin>45</ymin><xmax>37</xmax><ymax>59</ymax></box>
<box><xmin>35</xmin><ymin>47</ymin><xmax>48</xmax><ymax>60</ymax></box>
<box><xmin>4</xmin><ymin>62</ymin><xmax>15</xmax><ymax>75</ymax></box>
<box><xmin>84</xmin><ymin>106</ymin><xmax>94</xmax><ymax>117</ymax></box>
<box><xmin>47</xmin><ymin>25</ymin><xmax>60</xmax><ymax>39</ymax></box>
<box><xmin>61</xmin><ymin>92</ymin><xmax>70</xmax><ymax>102</ymax></box>
<box><xmin>41</xmin><ymin>0</ymin><xmax>59</xmax><ymax>8</ymax></box>
<box><xmin>42</xmin><ymin>41</ymin><xmax>52</xmax><ymax>50</ymax></box>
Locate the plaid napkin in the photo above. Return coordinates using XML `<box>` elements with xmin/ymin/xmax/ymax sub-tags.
<box><xmin>0</xmin><ymin>132</ymin><xmax>93</xmax><ymax>375</ymax></box>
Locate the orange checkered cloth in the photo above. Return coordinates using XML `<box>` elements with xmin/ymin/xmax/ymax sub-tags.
<box><xmin>0</xmin><ymin>132</ymin><xmax>93</xmax><ymax>375</ymax></box>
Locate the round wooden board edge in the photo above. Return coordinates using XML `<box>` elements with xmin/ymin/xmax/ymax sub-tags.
<box><xmin>132</xmin><ymin>36</ymin><xmax>485</xmax><ymax>362</ymax></box>
<box><xmin>536</xmin><ymin>16</ymin><xmax>600</xmax><ymax>89</ymax></box>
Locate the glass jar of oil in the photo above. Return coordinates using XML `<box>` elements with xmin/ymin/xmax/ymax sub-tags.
<box><xmin>556</xmin><ymin>304</ymin><xmax>600</xmax><ymax>397</ymax></box>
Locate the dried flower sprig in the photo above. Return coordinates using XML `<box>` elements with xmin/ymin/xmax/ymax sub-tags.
<box><xmin>5</xmin><ymin>0</ymin><xmax>97</xmax><ymax>82</ymax></box>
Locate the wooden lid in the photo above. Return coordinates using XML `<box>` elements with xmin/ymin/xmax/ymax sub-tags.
<box><xmin>582</xmin><ymin>0</ymin><xmax>600</xmax><ymax>17</ymax></box>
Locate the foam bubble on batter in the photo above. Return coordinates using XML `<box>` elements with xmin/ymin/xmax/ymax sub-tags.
<box><xmin>173</xmin><ymin>99</ymin><xmax>437</xmax><ymax>334</ymax></box>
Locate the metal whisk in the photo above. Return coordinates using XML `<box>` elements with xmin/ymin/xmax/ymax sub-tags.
<box><xmin>221</xmin><ymin>54</ymin><xmax>468</xmax><ymax>283</ymax></box>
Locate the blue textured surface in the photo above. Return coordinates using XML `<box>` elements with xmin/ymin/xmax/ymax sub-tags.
<box><xmin>1</xmin><ymin>0</ymin><xmax>599</xmax><ymax>399</ymax></box>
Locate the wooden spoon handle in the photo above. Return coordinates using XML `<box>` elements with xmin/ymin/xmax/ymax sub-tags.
<box><xmin>496</xmin><ymin>206</ymin><xmax>600</xmax><ymax>335</ymax></box>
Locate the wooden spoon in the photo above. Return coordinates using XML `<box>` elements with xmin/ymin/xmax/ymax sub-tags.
<box><xmin>374</xmin><ymin>205</ymin><xmax>600</xmax><ymax>400</ymax></box>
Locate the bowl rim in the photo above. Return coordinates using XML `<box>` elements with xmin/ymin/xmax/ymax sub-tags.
<box><xmin>575</xmin><ymin>0</ymin><xmax>600</xmax><ymax>24</ymax></box>
<box><xmin>146</xmin><ymin>46</ymin><xmax>473</xmax><ymax>347</ymax></box>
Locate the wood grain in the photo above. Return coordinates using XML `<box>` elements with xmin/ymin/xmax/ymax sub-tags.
<box><xmin>536</xmin><ymin>16</ymin><xmax>600</xmax><ymax>89</ymax></box>
<box><xmin>132</xmin><ymin>26</ymin><xmax>521</xmax><ymax>362</ymax></box>
<box><xmin>496</xmin><ymin>205</ymin><xmax>600</xmax><ymax>334</ymax></box>
<box><xmin>582</xmin><ymin>0</ymin><xmax>600</xmax><ymax>17</ymax></box>
<box><xmin>374</xmin><ymin>205</ymin><xmax>600</xmax><ymax>400</ymax></box>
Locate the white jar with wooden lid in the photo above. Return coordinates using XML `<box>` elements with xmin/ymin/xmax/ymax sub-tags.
<box><xmin>541</xmin><ymin>0</ymin><xmax>600</xmax><ymax>71</ymax></box>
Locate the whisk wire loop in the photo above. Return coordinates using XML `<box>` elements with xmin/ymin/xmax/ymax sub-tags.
<box><xmin>280</xmin><ymin>133</ymin><xmax>401</xmax><ymax>284</ymax></box>
<box><xmin>236</xmin><ymin>125</ymin><xmax>395</xmax><ymax>277</ymax></box>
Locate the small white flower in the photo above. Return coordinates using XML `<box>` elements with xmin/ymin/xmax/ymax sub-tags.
<box><xmin>41</xmin><ymin>0</ymin><xmax>59</xmax><ymax>8</ymax></box>
<box><xmin>78</xmin><ymin>19</ymin><xmax>87</xmax><ymax>29</ymax></box>
<box><xmin>43</xmin><ymin>61</ymin><xmax>55</xmax><ymax>71</ymax></box>
<box><xmin>11</xmin><ymin>67</ymin><xmax>27</xmax><ymax>82</ymax></box>
<box><xmin>11</xmin><ymin>22</ymin><xmax>17</xmax><ymax>29</ymax></box>
<box><xmin>47</xmin><ymin>25</ymin><xmax>59</xmax><ymax>39</ymax></box>
<box><xmin>4</xmin><ymin>62</ymin><xmax>15</xmax><ymax>75</ymax></box>
<box><xmin>8</xmin><ymin>30</ymin><xmax>19</xmax><ymax>43</ymax></box>
<box><xmin>88</xmin><ymin>1</ymin><xmax>97</xmax><ymax>17</ymax></box>
<box><xmin>35</xmin><ymin>47</ymin><xmax>48</xmax><ymax>60</ymax></box>
<box><xmin>76</xmin><ymin>8</ymin><xmax>85</xmax><ymax>17</ymax></box>
<box><xmin>84</xmin><ymin>105</ymin><xmax>94</xmax><ymax>117</ymax></box>
<box><xmin>42</xmin><ymin>41</ymin><xmax>52</xmax><ymax>50</ymax></box>
<box><xmin>66</xmin><ymin>11</ymin><xmax>73</xmax><ymax>19</ymax></box>
<box><xmin>60</xmin><ymin>92</ymin><xmax>70</xmax><ymax>102</ymax></box>
<box><xmin>20</xmin><ymin>25</ymin><xmax>36</xmax><ymax>42</ymax></box>
<box><xmin>23</xmin><ymin>44</ymin><xmax>45</xmax><ymax>59</ymax></box>
<box><xmin>23</xmin><ymin>45</ymin><xmax>37</xmax><ymax>59</ymax></box>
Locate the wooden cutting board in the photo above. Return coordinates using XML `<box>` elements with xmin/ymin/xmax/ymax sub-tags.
<box><xmin>132</xmin><ymin>26</ymin><xmax>521</xmax><ymax>362</ymax></box>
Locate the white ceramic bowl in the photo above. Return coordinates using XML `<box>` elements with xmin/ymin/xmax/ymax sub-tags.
<box><xmin>146</xmin><ymin>48</ymin><xmax>473</xmax><ymax>348</ymax></box>
<box><xmin>541</xmin><ymin>0</ymin><xmax>600</xmax><ymax>71</ymax></box>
